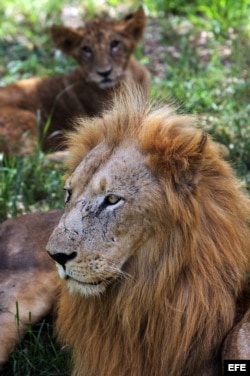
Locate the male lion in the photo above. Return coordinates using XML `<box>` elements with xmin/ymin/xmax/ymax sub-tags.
<box><xmin>0</xmin><ymin>86</ymin><xmax>249</xmax><ymax>374</ymax></box>
<box><xmin>0</xmin><ymin>7</ymin><xmax>149</xmax><ymax>155</ymax></box>
<box><xmin>45</xmin><ymin>86</ymin><xmax>250</xmax><ymax>375</ymax></box>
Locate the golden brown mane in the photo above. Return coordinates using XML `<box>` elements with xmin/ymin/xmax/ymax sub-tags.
<box><xmin>55</xmin><ymin>85</ymin><xmax>250</xmax><ymax>376</ymax></box>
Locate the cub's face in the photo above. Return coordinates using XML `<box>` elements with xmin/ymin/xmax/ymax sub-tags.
<box><xmin>46</xmin><ymin>144</ymin><xmax>159</xmax><ymax>297</ymax></box>
<box><xmin>74</xmin><ymin>27</ymin><xmax>135</xmax><ymax>89</ymax></box>
<box><xmin>51</xmin><ymin>7</ymin><xmax>146</xmax><ymax>89</ymax></box>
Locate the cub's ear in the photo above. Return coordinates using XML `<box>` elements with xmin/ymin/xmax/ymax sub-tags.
<box><xmin>51</xmin><ymin>25</ymin><xmax>82</xmax><ymax>55</ymax></box>
<box><xmin>115</xmin><ymin>6</ymin><xmax>146</xmax><ymax>44</ymax></box>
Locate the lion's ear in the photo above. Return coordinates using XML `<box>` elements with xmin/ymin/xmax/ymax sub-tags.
<box><xmin>163</xmin><ymin>130</ymin><xmax>208</xmax><ymax>198</ymax></box>
<box><xmin>141</xmin><ymin>116</ymin><xmax>209</xmax><ymax>190</ymax></box>
<box><xmin>115</xmin><ymin>6</ymin><xmax>146</xmax><ymax>44</ymax></box>
<box><xmin>51</xmin><ymin>25</ymin><xmax>82</xmax><ymax>55</ymax></box>
<box><xmin>172</xmin><ymin>131</ymin><xmax>207</xmax><ymax>186</ymax></box>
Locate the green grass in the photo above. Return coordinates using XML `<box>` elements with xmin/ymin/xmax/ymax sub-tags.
<box><xmin>0</xmin><ymin>0</ymin><xmax>249</xmax><ymax>374</ymax></box>
<box><xmin>1</xmin><ymin>318</ymin><xmax>71</xmax><ymax>376</ymax></box>
<box><xmin>0</xmin><ymin>152</ymin><xmax>64</xmax><ymax>221</ymax></box>
<box><xmin>148</xmin><ymin>13</ymin><xmax>250</xmax><ymax>181</ymax></box>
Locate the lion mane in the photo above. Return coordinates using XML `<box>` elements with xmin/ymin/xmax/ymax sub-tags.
<box><xmin>47</xmin><ymin>86</ymin><xmax>250</xmax><ymax>376</ymax></box>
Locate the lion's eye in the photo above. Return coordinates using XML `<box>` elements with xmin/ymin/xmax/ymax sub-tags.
<box><xmin>110</xmin><ymin>40</ymin><xmax>120</xmax><ymax>51</ymax></box>
<box><xmin>64</xmin><ymin>189</ymin><xmax>72</xmax><ymax>205</ymax></box>
<box><xmin>104</xmin><ymin>194</ymin><xmax>121</xmax><ymax>205</ymax></box>
<box><xmin>82</xmin><ymin>45</ymin><xmax>92</xmax><ymax>56</ymax></box>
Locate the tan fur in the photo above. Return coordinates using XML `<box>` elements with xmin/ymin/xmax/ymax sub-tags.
<box><xmin>0</xmin><ymin>209</ymin><xmax>63</xmax><ymax>366</ymax></box>
<box><xmin>46</xmin><ymin>86</ymin><xmax>250</xmax><ymax>376</ymax></box>
<box><xmin>0</xmin><ymin>7</ymin><xmax>150</xmax><ymax>154</ymax></box>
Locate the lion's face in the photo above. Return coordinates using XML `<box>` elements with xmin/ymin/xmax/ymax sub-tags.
<box><xmin>72</xmin><ymin>27</ymin><xmax>134</xmax><ymax>89</ymax></box>
<box><xmin>51</xmin><ymin>7</ymin><xmax>146</xmax><ymax>89</ymax></box>
<box><xmin>46</xmin><ymin>144</ymin><xmax>159</xmax><ymax>296</ymax></box>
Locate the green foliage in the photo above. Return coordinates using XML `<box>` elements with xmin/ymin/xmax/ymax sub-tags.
<box><xmin>148</xmin><ymin>10</ymin><xmax>250</xmax><ymax>183</ymax></box>
<box><xmin>0</xmin><ymin>152</ymin><xmax>64</xmax><ymax>221</ymax></box>
<box><xmin>196</xmin><ymin>0</ymin><xmax>250</xmax><ymax>31</ymax></box>
<box><xmin>144</xmin><ymin>0</ymin><xmax>250</xmax><ymax>31</ymax></box>
<box><xmin>0</xmin><ymin>0</ymin><xmax>70</xmax><ymax>36</ymax></box>
<box><xmin>1</xmin><ymin>318</ymin><xmax>71</xmax><ymax>376</ymax></box>
<box><xmin>0</xmin><ymin>0</ymin><xmax>78</xmax><ymax>83</ymax></box>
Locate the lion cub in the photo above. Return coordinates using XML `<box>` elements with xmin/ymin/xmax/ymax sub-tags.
<box><xmin>0</xmin><ymin>7</ymin><xmax>150</xmax><ymax>155</ymax></box>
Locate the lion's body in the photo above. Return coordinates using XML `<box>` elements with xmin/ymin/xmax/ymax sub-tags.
<box><xmin>0</xmin><ymin>209</ymin><xmax>63</xmax><ymax>366</ymax></box>
<box><xmin>45</xmin><ymin>86</ymin><xmax>250</xmax><ymax>376</ymax></box>
<box><xmin>0</xmin><ymin>7</ymin><xmax>150</xmax><ymax>154</ymax></box>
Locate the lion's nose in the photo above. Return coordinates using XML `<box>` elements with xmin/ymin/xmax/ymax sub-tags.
<box><xmin>47</xmin><ymin>251</ymin><xmax>77</xmax><ymax>267</ymax></box>
<box><xmin>97</xmin><ymin>67</ymin><xmax>112</xmax><ymax>77</ymax></box>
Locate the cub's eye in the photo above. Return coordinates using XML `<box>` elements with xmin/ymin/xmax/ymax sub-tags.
<box><xmin>110</xmin><ymin>40</ymin><xmax>120</xmax><ymax>51</ymax></box>
<box><xmin>64</xmin><ymin>189</ymin><xmax>72</xmax><ymax>205</ymax></box>
<box><xmin>104</xmin><ymin>194</ymin><xmax>121</xmax><ymax>205</ymax></box>
<box><xmin>82</xmin><ymin>45</ymin><xmax>92</xmax><ymax>56</ymax></box>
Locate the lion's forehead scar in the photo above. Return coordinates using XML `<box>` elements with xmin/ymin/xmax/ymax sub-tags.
<box><xmin>70</xmin><ymin>144</ymin><xmax>146</xmax><ymax>196</ymax></box>
<box><xmin>69</xmin><ymin>144</ymin><xmax>111</xmax><ymax>190</ymax></box>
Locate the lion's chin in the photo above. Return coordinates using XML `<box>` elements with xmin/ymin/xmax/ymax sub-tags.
<box><xmin>67</xmin><ymin>278</ymin><xmax>108</xmax><ymax>297</ymax></box>
<box><xmin>98</xmin><ymin>79</ymin><xmax>117</xmax><ymax>89</ymax></box>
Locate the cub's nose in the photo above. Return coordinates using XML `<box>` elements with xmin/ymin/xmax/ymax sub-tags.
<box><xmin>47</xmin><ymin>251</ymin><xmax>77</xmax><ymax>267</ymax></box>
<box><xmin>97</xmin><ymin>67</ymin><xmax>112</xmax><ymax>77</ymax></box>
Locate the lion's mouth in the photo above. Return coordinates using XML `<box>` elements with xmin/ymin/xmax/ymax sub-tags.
<box><xmin>65</xmin><ymin>274</ymin><xmax>104</xmax><ymax>285</ymax></box>
<box><xmin>78</xmin><ymin>277</ymin><xmax>114</xmax><ymax>286</ymax></box>
<box><xmin>56</xmin><ymin>263</ymin><xmax>114</xmax><ymax>290</ymax></box>
<box><xmin>83</xmin><ymin>280</ymin><xmax>103</xmax><ymax>286</ymax></box>
<box><xmin>99</xmin><ymin>78</ymin><xmax>116</xmax><ymax>89</ymax></box>
<box><xmin>68</xmin><ymin>275</ymin><xmax>113</xmax><ymax>287</ymax></box>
